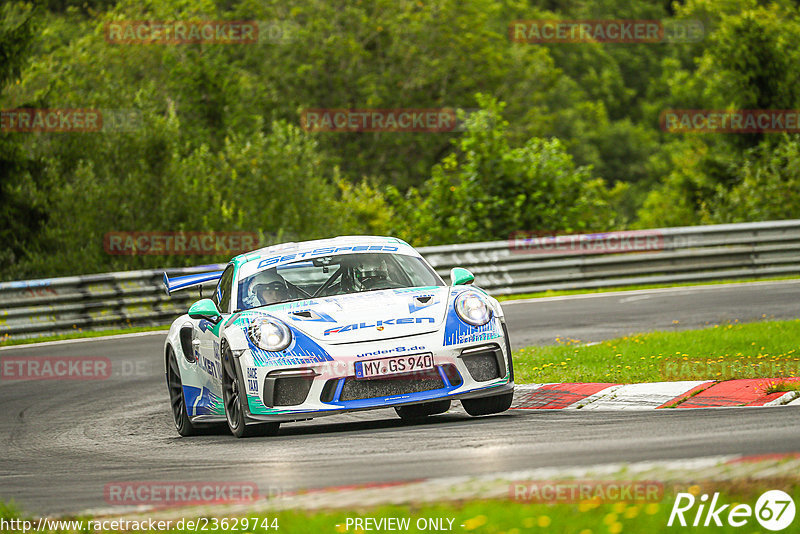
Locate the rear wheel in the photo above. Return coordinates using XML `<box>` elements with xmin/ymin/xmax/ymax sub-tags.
<box><xmin>221</xmin><ymin>343</ymin><xmax>280</xmax><ymax>438</ymax></box>
<box><xmin>395</xmin><ymin>399</ymin><xmax>451</xmax><ymax>421</ymax></box>
<box><xmin>166</xmin><ymin>347</ymin><xmax>198</xmax><ymax>437</ymax></box>
<box><xmin>461</xmin><ymin>391</ymin><xmax>513</xmax><ymax>416</ymax></box>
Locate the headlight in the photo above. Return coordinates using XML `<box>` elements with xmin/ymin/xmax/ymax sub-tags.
<box><xmin>248</xmin><ymin>317</ymin><xmax>292</xmax><ymax>351</ymax></box>
<box><xmin>455</xmin><ymin>291</ymin><xmax>492</xmax><ymax>326</ymax></box>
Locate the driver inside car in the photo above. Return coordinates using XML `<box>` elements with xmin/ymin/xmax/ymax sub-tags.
<box><xmin>249</xmin><ymin>269</ymin><xmax>291</xmax><ymax>306</ymax></box>
<box><xmin>353</xmin><ymin>257</ymin><xmax>391</xmax><ymax>290</ymax></box>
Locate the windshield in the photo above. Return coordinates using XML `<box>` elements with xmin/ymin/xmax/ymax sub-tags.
<box><xmin>237</xmin><ymin>253</ymin><xmax>444</xmax><ymax>310</ymax></box>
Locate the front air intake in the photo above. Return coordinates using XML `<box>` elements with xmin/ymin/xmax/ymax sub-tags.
<box><xmin>263</xmin><ymin>369</ymin><xmax>315</xmax><ymax>407</ymax></box>
<box><xmin>338</xmin><ymin>369</ymin><xmax>445</xmax><ymax>401</ymax></box>
<box><xmin>320</xmin><ymin>379</ymin><xmax>339</xmax><ymax>403</ymax></box>
<box><xmin>459</xmin><ymin>344</ymin><xmax>505</xmax><ymax>382</ymax></box>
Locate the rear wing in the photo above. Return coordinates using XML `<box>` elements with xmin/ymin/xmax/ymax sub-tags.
<box><xmin>163</xmin><ymin>270</ymin><xmax>224</xmax><ymax>296</ymax></box>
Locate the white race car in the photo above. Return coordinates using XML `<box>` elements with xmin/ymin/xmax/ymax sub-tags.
<box><xmin>162</xmin><ymin>236</ymin><xmax>514</xmax><ymax>437</ymax></box>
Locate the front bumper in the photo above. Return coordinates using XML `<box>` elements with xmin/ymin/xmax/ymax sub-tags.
<box><xmin>246</xmin><ymin>382</ymin><xmax>514</xmax><ymax>423</ymax></box>
<box><xmin>238</xmin><ymin>329</ymin><xmax>514</xmax><ymax>423</ymax></box>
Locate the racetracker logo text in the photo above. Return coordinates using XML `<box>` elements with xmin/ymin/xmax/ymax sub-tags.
<box><xmin>104</xmin><ymin>231</ymin><xmax>259</xmax><ymax>255</ymax></box>
<box><xmin>509</xmin><ymin>19</ymin><xmax>703</xmax><ymax>43</ymax></box>
<box><xmin>661</xmin><ymin>358</ymin><xmax>800</xmax><ymax>381</ymax></box>
<box><xmin>104</xmin><ymin>482</ymin><xmax>262</xmax><ymax>506</ymax></box>
<box><xmin>509</xmin><ymin>230</ymin><xmax>664</xmax><ymax>255</ymax></box>
<box><xmin>1</xmin><ymin>357</ymin><xmax>112</xmax><ymax>380</ymax></box>
<box><xmin>105</xmin><ymin>21</ymin><xmax>259</xmax><ymax>44</ymax></box>
<box><xmin>661</xmin><ymin>110</ymin><xmax>800</xmax><ymax>133</ymax></box>
<box><xmin>1</xmin><ymin>109</ymin><xmax>142</xmax><ymax>133</ymax></box>
<box><xmin>1</xmin><ymin>109</ymin><xmax>101</xmax><ymax>132</ymax></box>
<box><xmin>511</xmin><ymin>480</ymin><xmax>663</xmax><ymax>502</ymax></box>
<box><xmin>300</xmin><ymin>109</ymin><xmax>464</xmax><ymax>132</ymax></box>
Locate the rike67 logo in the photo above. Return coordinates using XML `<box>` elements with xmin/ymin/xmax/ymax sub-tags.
<box><xmin>668</xmin><ymin>490</ymin><xmax>796</xmax><ymax>530</ymax></box>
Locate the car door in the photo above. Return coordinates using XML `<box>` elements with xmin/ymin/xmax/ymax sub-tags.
<box><xmin>192</xmin><ymin>264</ymin><xmax>234</xmax><ymax>416</ymax></box>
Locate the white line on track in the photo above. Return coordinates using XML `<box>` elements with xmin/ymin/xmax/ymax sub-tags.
<box><xmin>618</xmin><ymin>294</ymin><xmax>651</xmax><ymax>303</ymax></box>
<box><xmin>502</xmin><ymin>279</ymin><xmax>800</xmax><ymax>305</ymax></box>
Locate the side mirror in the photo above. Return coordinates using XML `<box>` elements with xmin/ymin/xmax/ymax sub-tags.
<box><xmin>188</xmin><ymin>298</ymin><xmax>222</xmax><ymax>323</ymax></box>
<box><xmin>450</xmin><ymin>267</ymin><xmax>475</xmax><ymax>286</ymax></box>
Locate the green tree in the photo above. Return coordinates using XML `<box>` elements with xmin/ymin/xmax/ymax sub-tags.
<box><xmin>704</xmin><ymin>135</ymin><xmax>800</xmax><ymax>223</ymax></box>
<box><xmin>390</xmin><ymin>96</ymin><xmax>614</xmax><ymax>245</ymax></box>
<box><xmin>18</xmin><ymin>115</ymin><xmax>355</xmax><ymax>277</ymax></box>
<box><xmin>0</xmin><ymin>4</ymin><xmax>48</xmax><ymax>277</ymax></box>
<box><xmin>637</xmin><ymin>0</ymin><xmax>800</xmax><ymax>227</ymax></box>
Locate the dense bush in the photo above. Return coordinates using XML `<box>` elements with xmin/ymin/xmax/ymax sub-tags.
<box><xmin>388</xmin><ymin>96</ymin><xmax>614</xmax><ymax>245</ymax></box>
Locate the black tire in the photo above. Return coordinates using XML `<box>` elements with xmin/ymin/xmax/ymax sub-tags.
<box><xmin>221</xmin><ymin>342</ymin><xmax>280</xmax><ymax>438</ymax></box>
<box><xmin>461</xmin><ymin>391</ymin><xmax>513</xmax><ymax>416</ymax></box>
<box><xmin>395</xmin><ymin>399</ymin><xmax>451</xmax><ymax>421</ymax></box>
<box><xmin>166</xmin><ymin>347</ymin><xmax>198</xmax><ymax>437</ymax></box>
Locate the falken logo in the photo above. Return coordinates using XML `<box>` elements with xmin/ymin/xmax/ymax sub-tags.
<box><xmin>324</xmin><ymin>317</ymin><xmax>435</xmax><ymax>335</ymax></box>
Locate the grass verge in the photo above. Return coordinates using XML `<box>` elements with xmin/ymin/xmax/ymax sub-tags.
<box><xmin>3</xmin><ymin>481</ymin><xmax>799</xmax><ymax>533</ymax></box>
<box><xmin>764</xmin><ymin>381</ymin><xmax>800</xmax><ymax>394</ymax></box>
<box><xmin>495</xmin><ymin>274</ymin><xmax>800</xmax><ymax>301</ymax></box>
<box><xmin>512</xmin><ymin>319</ymin><xmax>800</xmax><ymax>384</ymax></box>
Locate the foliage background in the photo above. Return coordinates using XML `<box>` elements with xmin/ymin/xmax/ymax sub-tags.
<box><xmin>2</xmin><ymin>0</ymin><xmax>800</xmax><ymax>279</ymax></box>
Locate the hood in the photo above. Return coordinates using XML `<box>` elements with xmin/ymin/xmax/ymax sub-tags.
<box><xmin>262</xmin><ymin>286</ymin><xmax>451</xmax><ymax>345</ymax></box>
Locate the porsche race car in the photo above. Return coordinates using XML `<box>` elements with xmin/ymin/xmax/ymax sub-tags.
<box><xmin>162</xmin><ymin>236</ymin><xmax>514</xmax><ymax>437</ymax></box>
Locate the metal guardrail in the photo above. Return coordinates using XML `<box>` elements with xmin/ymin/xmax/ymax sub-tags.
<box><xmin>2</xmin><ymin>220</ymin><xmax>800</xmax><ymax>340</ymax></box>
<box><xmin>0</xmin><ymin>266</ymin><xmax>224</xmax><ymax>340</ymax></box>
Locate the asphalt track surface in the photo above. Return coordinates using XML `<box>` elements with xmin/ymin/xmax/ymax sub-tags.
<box><xmin>2</xmin><ymin>280</ymin><xmax>799</xmax><ymax>516</ymax></box>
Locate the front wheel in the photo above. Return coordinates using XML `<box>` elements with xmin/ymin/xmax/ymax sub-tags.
<box><xmin>461</xmin><ymin>391</ymin><xmax>513</xmax><ymax>416</ymax></box>
<box><xmin>221</xmin><ymin>344</ymin><xmax>280</xmax><ymax>438</ymax></box>
<box><xmin>395</xmin><ymin>399</ymin><xmax>451</xmax><ymax>421</ymax></box>
<box><xmin>166</xmin><ymin>347</ymin><xmax>198</xmax><ymax>437</ymax></box>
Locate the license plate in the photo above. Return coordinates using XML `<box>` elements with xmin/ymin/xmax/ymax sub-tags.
<box><xmin>354</xmin><ymin>353</ymin><xmax>434</xmax><ymax>379</ymax></box>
